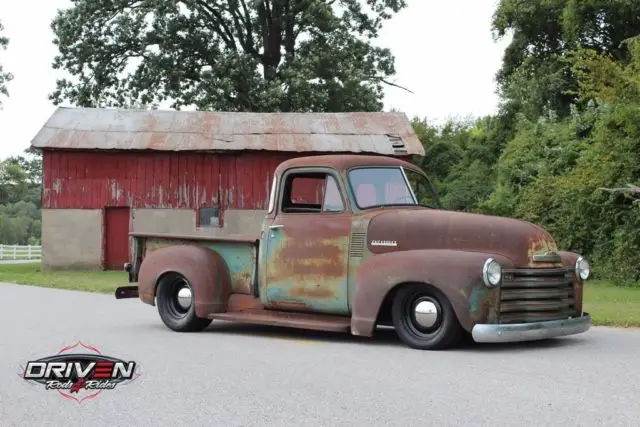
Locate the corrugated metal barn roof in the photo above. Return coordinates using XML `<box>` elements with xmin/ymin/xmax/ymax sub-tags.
<box><xmin>30</xmin><ymin>107</ymin><xmax>424</xmax><ymax>156</ymax></box>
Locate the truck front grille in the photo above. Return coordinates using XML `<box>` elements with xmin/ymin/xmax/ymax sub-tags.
<box><xmin>499</xmin><ymin>267</ymin><xmax>578</xmax><ymax>324</ymax></box>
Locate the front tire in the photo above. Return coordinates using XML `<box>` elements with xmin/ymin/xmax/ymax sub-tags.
<box><xmin>391</xmin><ymin>283</ymin><xmax>463</xmax><ymax>350</ymax></box>
<box><xmin>156</xmin><ymin>272</ymin><xmax>212</xmax><ymax>332</ymax></box>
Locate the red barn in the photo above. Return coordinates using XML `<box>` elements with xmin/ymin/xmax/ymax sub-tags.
<box><xmin>30</xmin><ymin>107</ymin><xmax>424</xmax><ymax>270</ymax></box>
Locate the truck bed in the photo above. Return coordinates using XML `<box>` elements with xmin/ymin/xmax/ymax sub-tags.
<box><xmin>129</xmin><ymin>231</ymin><xmax>260</xmax><ymax>295</ymax></box>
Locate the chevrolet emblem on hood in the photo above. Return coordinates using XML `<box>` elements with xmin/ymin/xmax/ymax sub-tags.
<box><xmin>370</xmin><ymin>240</ymin><xmax>397</xmax><ymax>247</ymax></box>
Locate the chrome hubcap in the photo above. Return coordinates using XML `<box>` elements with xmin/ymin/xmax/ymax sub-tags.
<box><xmin>414</xmin><ymin>300</ymin><xmax>439</xmax><ymax>328</ymax></box>
<box><xmin>176</xmin><ymin>286</ymin><xmax>192</xmax><ymax>310</ymax></box>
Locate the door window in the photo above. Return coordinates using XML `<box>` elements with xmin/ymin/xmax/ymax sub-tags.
<box><xmin>281</xmin><ymin>172</ymin><xmax>344</xmax><ymax>213</ymax></box>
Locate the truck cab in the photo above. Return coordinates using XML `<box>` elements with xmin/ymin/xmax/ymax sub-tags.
<box><xmin>116</xmin><ymin>154</ymin><xmax>592</xmax><ymax>350</ymax></box>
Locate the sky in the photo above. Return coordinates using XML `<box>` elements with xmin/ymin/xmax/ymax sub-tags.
<box><xmin>0</xmin><ymin>0</ymin><xmax>511</xmax><ymax>161</ymax></box>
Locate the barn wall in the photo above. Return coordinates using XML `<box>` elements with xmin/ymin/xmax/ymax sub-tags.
<box><xmin>41</xmin><ymin>209</ymin><xmax>103</xmax><ymax>269</ymax></box>
<box><xmin>42</xmin><ymin>150</ymin><xmax>294</xmax><ymax>210</ymax></box>
<box><xmin>42</xmin><ymin>150</ymin><xmax>415</xmax><ymax>210</ymax></box>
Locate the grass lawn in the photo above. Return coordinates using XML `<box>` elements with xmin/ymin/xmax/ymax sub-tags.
<box><xmin>0</xmin><ymin>262</ymin><xmax>638</xmax><ymax>327</ymax></box>
<box><xmin>584</xmin><ymin>280</ymin><xmax>640</xmax><ymax>328</ymax></box>
<box><xmin>0</xmin><ymin>262</ymin><xmax>127</xmax><ymax>294</ymax></box>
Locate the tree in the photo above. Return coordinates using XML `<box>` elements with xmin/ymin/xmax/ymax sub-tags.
<box><xmin>570</xmin><ymin>35</ymin><xmax>640</xmax><ymax>105</ymax></box>
<box><xmin>49</xmin><ymin>0</ymin><xmax>408</xmax><ymax>112</ymax></box>
<box><xmin>491</xmin><ymin>0</ymin><xmax>640</xmax><ymax>119</ymax></box>
<box><xmin>0</xmin><ymin>150</ymin><xmax>43</xmax><ymax>245</ymax></box>
<box><xmin>0</xmin><ymin>20</ymin><xmax>13</xmax><ymax>105</ymax></box>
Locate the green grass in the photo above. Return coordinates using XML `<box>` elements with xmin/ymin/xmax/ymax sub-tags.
<box><xmin>583</xmin><ymin>280</ymin><xmax>640</xmax><ymax>327</ymax></box>
<box><xmin>1</xmin><ymin>255</ymin><xmax>42</xmax><ymax>260</ymax></box>
<box><xmin>0</xmin><ymin>263</ymin><xmax>638</xmax><ymax>327</ymax></box>
<box><xmin>0</xmin><ymin>262</ymin><xmax>127</xmax><ymax>294</ymax></box>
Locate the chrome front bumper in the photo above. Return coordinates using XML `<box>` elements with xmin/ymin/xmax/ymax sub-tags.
<box><xmin>471</xmin><ymin>313</ymin><xmax>591</xmax><ymax>343</ymax></box>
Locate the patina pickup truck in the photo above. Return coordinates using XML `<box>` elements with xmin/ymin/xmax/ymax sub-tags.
<box><xmin>115</xmin><ymin>154</ymin><xmax>592</xmax><ymax>350</ymax></box>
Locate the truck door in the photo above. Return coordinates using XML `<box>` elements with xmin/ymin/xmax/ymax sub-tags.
<box><xmin>263</xmin><ymin>168</ymin><xmax>351</xmax><ymax>316</ymax></box>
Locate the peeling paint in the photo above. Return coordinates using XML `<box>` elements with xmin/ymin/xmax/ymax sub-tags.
<box><xmin>40</xmin><ymin>151</ymin><xmax>298</xmax><ymax>210</ymax></box>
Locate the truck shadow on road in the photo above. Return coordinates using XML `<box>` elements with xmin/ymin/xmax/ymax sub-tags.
<box><xmin>197</xmin><ymin>322</ymin><xmax>589</xmax><ymax>352</ymax></box>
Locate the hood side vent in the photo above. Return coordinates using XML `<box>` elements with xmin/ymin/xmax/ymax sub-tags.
<box><xmin>349</xmin><ymin>232</ymin><xmax>366</xmax><ymax>258</ymax></box>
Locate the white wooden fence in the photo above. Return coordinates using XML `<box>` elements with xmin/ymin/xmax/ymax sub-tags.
<box><xmin>0</xmin><ymin>245</ymin><xmax>42</xmax><ymax>260</ymax></box>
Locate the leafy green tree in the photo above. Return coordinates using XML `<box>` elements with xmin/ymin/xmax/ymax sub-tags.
<box><xmin>570</xmin><ymin>36</ymin><xmax>640</xmax><ymax>105</ymax></box>
<box><xmin>0</xmin><ymin>162</ymin><xmax>28</xmax><ymax>205</ymax></box>
<box><xmin>492</xmin><ymin>0</ymin><xmax>640</xmax><ymax>119</ymax></box>
<box><xmin>49</xmin><ymin>0</ymin><xmax>407</xmax><ymax>112</ymax></box>
<box><xmin>0</xmin><ymin>20</ymin><xmax>13</xmax><ymax>105</ymax></box>
<box><xmin>0</xmin><ymin>150</ymin><xmax>43</xmax><ymax>245</ymax></box>
<box><xmin>480</xmin><ymin>36</ymin><xmax>640</xmax><ymax>283</ymax></box>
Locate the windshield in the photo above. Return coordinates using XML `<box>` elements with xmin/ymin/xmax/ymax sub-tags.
<box><xmin>348</xmin><ymin>167</ymin><xmax>441</xmax><ymax>209</ymax></box>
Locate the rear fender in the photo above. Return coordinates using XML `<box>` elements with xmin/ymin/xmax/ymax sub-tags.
<box><xmin>351</xmin><ymin>249</ymin><xmax>514</xmax><ymax>336</ymax></box>
<box><xmin>137</xmin><ymin>245</ymin><xmax>232</xmax><ymax>318</ymax></box>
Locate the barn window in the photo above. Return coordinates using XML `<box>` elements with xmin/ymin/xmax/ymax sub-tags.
<box><xmin>198</xmin><ymin>206</ymin><xmax>221</xmax><ymax>227</ymax></box>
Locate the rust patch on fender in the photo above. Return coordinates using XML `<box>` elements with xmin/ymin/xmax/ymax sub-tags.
<box><xmin>227</xmin><ymin>294</ymin><xmax>264</xmax><ymax>312</ymax></box>
<box><xmin>136</xmin><ymin>244</ymin><xmax>232</xmax><ymax>318</ymax></box>
<box><xmin>526</xmin><ymin>235</ymin><xmax>561</xmax><ymax>268</ymax></box>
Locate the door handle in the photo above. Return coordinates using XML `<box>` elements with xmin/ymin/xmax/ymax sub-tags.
<box><xmin>269</xmin><ymin>224</ymin><xmax>284</xmax><ymax>229</ymax></box>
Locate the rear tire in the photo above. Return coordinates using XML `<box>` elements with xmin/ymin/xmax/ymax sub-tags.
<box><xmin>156</xmin><ymin>272</ymin><xmax>212</xmax><ymax>332</ymax></box>
<box><xmin>391</xmin><ymin>283</ymin><xmax>462</xmax><ymax>350</ymax></box>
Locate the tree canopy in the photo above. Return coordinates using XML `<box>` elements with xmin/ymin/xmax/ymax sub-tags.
<box><xmin>0</xmin><ymin>20</ymin><xmax>13</xmax><ymax>105</ymax></box>
<box><xmin>0</xmin><ymin>149</ymin><xmax>42</xmax><ymax>245</ymax></box>
<box><xmin>408</xmin><ymin>4</ymin><xmax>640</xmax><ymax>283</ymax></box>
<box><xmin>491</xmin><ymin>0</ymin><xmax>640</xmax><ymax>119</ymax></box>
<box><xmin>49</xmin><ymin>0</ymin><xmax>407</xmax><ymax>112</ymax></box>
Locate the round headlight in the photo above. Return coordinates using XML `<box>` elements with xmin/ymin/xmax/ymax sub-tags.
<box><xmin>575</xmin><ymin>256</ymin><xmax>590</xmax><ymax>281</ymax></box>
<box><xmin>482</xmin><ymin>258</ymin><xmax>502</xmax><ymax>287</ymax></box>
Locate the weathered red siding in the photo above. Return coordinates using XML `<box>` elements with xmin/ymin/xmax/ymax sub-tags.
<box><xmin>42</xmin><ymin>150</ymin><xmax>295</xmax><ymax>212</ymax></box>
<box><xmin>42</xmin><ymin>150</ymin><xmax>415</xmax><ymax>217</ymax></box>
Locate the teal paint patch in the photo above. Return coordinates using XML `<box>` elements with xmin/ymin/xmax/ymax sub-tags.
<box><xmin>206</xmin><ymin>241</ymin><xmax>256</xmax><ymax>292</ymax></box>
<box><xmin>266</xmin><ymin>287</ymin><xmax>286</xmax><ymax>300</ymax></box>
<box><xmin>262</xmin><ymin>226</ymin><xmax>350</xmax><ymax>315</ymax></box>
<box><xmin>468</xmin><ymin>285</ymin><xmax>489</xmax><ymax>315</ymax></box>
<box><xmin>207</xmin><ymin>242</ymin><xmax>254</xmax><ymax>274</ymax></box>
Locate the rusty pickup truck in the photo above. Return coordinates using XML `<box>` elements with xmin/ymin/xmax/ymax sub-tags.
<box><xmin>115</xmin><ymin>154</ymin><xmax>592</xmax><ymax>350</ymax></box>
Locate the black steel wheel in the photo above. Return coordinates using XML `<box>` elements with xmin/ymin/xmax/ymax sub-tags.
<box><xmin>156</xmin><ymin>273</ymin><xmax>212</xmax><ymax>332</ymax></box>
<box><xmin>391</xmin><ymin>283</ymin><xmax>462</xmax><ymax>350</ymax></box>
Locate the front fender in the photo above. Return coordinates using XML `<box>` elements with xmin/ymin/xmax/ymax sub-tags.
<box><xmin>137</xmin><ymin>245</ymin><xmax>232</xmax><ymax>318</ymax></box>
<box><xmin>351</xmin><ymin>249</ymin><xmax>514</xmax><ymax>336</ymax></box>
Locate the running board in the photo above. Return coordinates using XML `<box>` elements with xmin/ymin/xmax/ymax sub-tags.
<box><xmin>208</xmin><ymin>310</ymin><xmax>351</xmax><ymax>333</ymax></box>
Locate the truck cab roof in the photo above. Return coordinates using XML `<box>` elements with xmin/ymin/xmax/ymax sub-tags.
<box><xmin>274</xmin><ymin>154</ymin><xmax>420</xmax><ymax>175</ymax></box>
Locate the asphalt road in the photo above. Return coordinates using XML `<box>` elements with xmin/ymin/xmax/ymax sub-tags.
<box><xmin>1</xmin><ymin>283</ymin><xmax>639</xmax><ymax>427</ymax></box>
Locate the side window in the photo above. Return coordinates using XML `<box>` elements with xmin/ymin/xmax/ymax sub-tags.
<box><xmin>322</xmin><ymin>176</ymin><xmax>344</xmax><ymax>212</ymax></box>
<box><xmin>281</xmin><ymin>172</ymin><xmax>344</xmax><ymax>213</ymax></box>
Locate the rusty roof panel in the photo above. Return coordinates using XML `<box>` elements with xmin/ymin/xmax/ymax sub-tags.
<box><xmin>30</xmin><ymin>107</ymin><xmax>424</xmax><ymax>156</ymax></box>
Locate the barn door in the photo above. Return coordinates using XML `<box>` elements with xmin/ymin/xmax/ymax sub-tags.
<box><xmin>104</xmin><ymin>207</ymin><xmax>131</xmax><ymax>270</ymax></box>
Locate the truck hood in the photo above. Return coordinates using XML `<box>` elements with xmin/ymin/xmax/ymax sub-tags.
<box><xmin>365</xmin><ymin>208</ymin><xmax>560</xmax><ymax>268</ymax></box>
